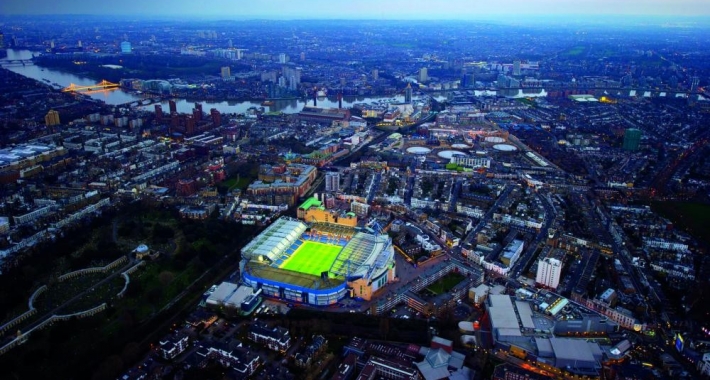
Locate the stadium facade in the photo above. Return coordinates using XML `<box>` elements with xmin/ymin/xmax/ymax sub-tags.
<box><xmin>240</xmin><ymin>217</ymin><xmax>396</xmax><ymax>306</ymax></box>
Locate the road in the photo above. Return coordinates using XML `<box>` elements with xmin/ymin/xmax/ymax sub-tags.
<box><xmin>462</xmin><ymin>184</ymin><xmax>515</xmax><ymax>247</ymax></box>
<box><xmin>509</xmin><ymin>191</ymin><xmax>556</xmax><ymax>278</ymax></box>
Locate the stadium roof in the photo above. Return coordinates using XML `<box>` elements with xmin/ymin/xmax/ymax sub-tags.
<box><xmin>242</xmin><ymin>217</ymin><xmax>307</xmax><ymax>261</ymax></box>
<box><xmin>245</xmin><ymin>262</ymin><xmax>345</xmax><ymax>291</ymax></box>
<box><xmin>330</xmin><ymin>232</ymin><xmax>393</xmax><ymax>279</ymax></box>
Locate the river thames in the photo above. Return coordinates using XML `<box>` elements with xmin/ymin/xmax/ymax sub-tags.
<box><xmin>1</xmin><ymin>49</ymin><xmax>417</xmax><ymax>115</ymax></box>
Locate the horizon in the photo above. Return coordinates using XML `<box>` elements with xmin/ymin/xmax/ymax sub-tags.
<box><xmin>2</xmin><ymin>13</ymin><xmax>710</xmax><ymax>27</ymax></box>
<box><xmin>2</xmin><ymin>0</ymin><xmax>710</xmax><ymax>20</ymax></box>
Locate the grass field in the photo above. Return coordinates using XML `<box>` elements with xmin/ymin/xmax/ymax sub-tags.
<box><xmin>279</xmin><ymin>241</ymin><xmax>342</xmax><ymax>276</ymax></box>
<box><xmin>561</xmin><ymin>46</ymin><xmax>586</xmax><ymax>57</ymax></box>
<box><xmin>423</xmin><ymin>272</ymin><xmax>466</xmax><ymax>296</ymax></box>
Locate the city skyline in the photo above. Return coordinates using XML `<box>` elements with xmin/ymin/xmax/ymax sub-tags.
<box><xmin>2</xmin><ymin>0</ymin><xmax>710</xmax><ymax>19</ymax></box>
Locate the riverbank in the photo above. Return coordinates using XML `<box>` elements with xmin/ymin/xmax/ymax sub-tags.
<box><xmin>1</xmin><ymin>49</ymin><xmax>436</xmax><ymax>113</ymax></box>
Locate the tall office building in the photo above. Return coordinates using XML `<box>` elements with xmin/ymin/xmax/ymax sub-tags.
<box><xmin>497</xmin><ymin>74</ymin><xmax>509</xmax><ymax>89</ymax></box>
<box><xmin>169</xmin><ymin>100</ymin><xmax>177</xmax><ymax>114</ymax></box>
<box><xmin>192</xmin><ymin>108</ymin><xmax>201</xmax><ymax>123</ymax></box>
<box><xmin>279</xmin><ymin>53</ymin><xmax>288</xmax><ymax>64</ymax></box>
<box><xmin>0</xmin><ymin>31</ymin><xmax>4</xmax><ymax>49</ymax></box>
<box><xmin>154</xmin><ymin>105</ymin><xmax>164</xmax><ymax>122</ymax></box>
<box><xmin>44</xmin><ymin>110</ymin><xmax>60</xmax><ymax>126</ymax></box>
<box><xmin>623</xmin><ymin>128</ymin><xmax>642</xmax><ymax>151</ymax></box>
<box><xmin>221</xmin><ymin>66</ymin><xmax>231</xmax><ymax>79</ymax></box>
<box><xmin>513</xmin><ymin>60</ymin><xmax>521</xmax><ymax>76</ymax></box>
<box><xmin>462</xmin><ymin>73</ymin><xmax>475</xmax><ymax>89</ymax></box>
<box><xmin>185</xmin><ymin>115</ymin><xmax>196</xmax><ymax>135</ymax></box>
<box><xmin>282</xmin><ymin>66</ymin><xmax>301</xmax><ymax>85</ymax></box>
<box><xmin>120</xmin><ymin>41</ymin><xmax>132</xmax><ymax>54</ymax></box>
<box><xmin>418</xmin><ymin>67</ymin><xmax>428</xmax><ymax>83</ymax></box>
<box><xmin>404</xmin><ymin>83</ymin><xmax>413</xmax><ymax>104</ymax></box>
<box><xmin>325</xmin><ymin>172</ymin><xmax>340</xmax><ymax>192</ymax></box>
<box><xmin>371</xmin><ymin>69</ymin><xmax>379</xmax><ymax>81</ymax></box>
<box><xmin>536</xmin><ymin>257</ymin><xmax>562</xmax><ymax>289</ymax></box>
<box><xmin>211</xmin><ymin>108</ymin><xmax>221</xmax><ymax>126</ymax></box>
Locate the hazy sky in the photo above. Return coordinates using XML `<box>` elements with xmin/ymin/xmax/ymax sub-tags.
<box><xmin>1</xmin><ymin>0</ymin><xmax>709</xmax><ymax>18</ymax></box>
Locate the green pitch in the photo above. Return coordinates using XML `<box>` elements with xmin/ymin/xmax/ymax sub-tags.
<box><xmin>279</xmin><ymin>241</ymin><xmax>342</xmax><ymax>276</ymax></box>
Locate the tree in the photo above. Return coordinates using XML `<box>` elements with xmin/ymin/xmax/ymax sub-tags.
<box><xmin>146</xmin><ymin>287</ymin><xmax>163</xmax><ymax>304</ymax></box>
<box><xmin>159</xmin><ymin>271</ymin><xmax>175</xmax><ymax>286</ymax></box>
<box><xmin>91</xmin><ymin>355</ymin><xmax>124</xmax><ymax>380</ymax></box>
<box><xmin>121</xmin><ymin>342</ymin><xmax>141</xmax><ymax>365</ymax></box>
<box><xmin>151</xmin><ymin>224</ymin><xmax>175</xmax><ymax>244</ymax></box>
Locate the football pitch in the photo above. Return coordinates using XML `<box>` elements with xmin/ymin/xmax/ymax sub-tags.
<box><xmin>279</xmin><ymin>241</ymin><xmax>342</xmax><ymax>276</ymax></box>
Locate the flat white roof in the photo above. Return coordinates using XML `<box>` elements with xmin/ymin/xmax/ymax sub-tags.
<box><xmin>550</xmin><ymin>338</ymin><xmax>597</xmax><ymax>363</ymax></box>
<box><xmin>225</xmin><ymin>285</ymin><xmax>255</xmax><ymax>307</ymax></box>
<box><xmin>515</xmin><ymin>300</ymin><xmax>535</xmax><ymax>329</ymax></box>
<box><xmin>206</xmin><ymin>282</ymin><xmax>238</xmax><ymax>305</ymax></box>
<box><xmin>488</xmin><ymin>295</ymin><xmax>520</xmax><ymax>331</ymax></box>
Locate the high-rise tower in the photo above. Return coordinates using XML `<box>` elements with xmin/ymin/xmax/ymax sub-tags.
<box><xmin>325</xmin><ymin>172</ymin><xmax>340</xmax><ymax>192</ymax></box>
<box><xmin>45</xmin><ymin>110</ymin><xmax>60</xmax><ymax>126</ymax></box>
<box><xmin>623</xmin><ymin>128</ymin><xmax>642</xmax><ymax>151</ymax></box>
<box><xmin>418</xmin><ymin>68</ymin><xmax>428</xmax><ymax>83</ymax></box>
<box><xmin>536</xmin><ymin>257</ymin><xmax>562</xmax><ymax>289</ymax></box>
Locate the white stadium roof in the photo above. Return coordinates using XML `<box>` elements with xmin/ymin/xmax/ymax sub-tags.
<box><xmin>242</xmin><ymin>217</ymin><xmax>307</xmax><ymax>261</ymax></box>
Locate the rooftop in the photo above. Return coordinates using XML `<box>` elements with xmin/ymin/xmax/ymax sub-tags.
<box><xmin>488</xmin><ymin>294</ymin><xmax>520</xmax><ymax>331</ymax></box>
<box><xmin>244</xmin><ymin>262</ymin><xmax>345</xmax><ymax>291</ymax></box>
<box><xmin>549</xmin><ymin>337</ymin><xmax>597</xmax><ymax>364</ymax></box>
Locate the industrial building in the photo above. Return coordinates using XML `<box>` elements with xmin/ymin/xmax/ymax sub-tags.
<box><xmin>484</xmin><ymin>291</ymin><xmax>621</xmax><ymax>377</ymax></box>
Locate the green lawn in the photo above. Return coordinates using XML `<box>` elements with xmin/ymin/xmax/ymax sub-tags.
<box><xmin>425</xmin><ymin>272</ymin><xmax>466</xmax><ymax>295</ymax></box>
<box><xmin>279</xmin><ymin>241</ymin><xmax>342</xmax><ymax>276</ymax></box>
<box><xmin>561</xmin><ymin>46</ymin><xmax>586</xmax><ymax>57</ymax></box>
<box><xmin>222</xmin><ymin>177</ymin><xmax>251</xmax><ymax>191</ymax></box>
